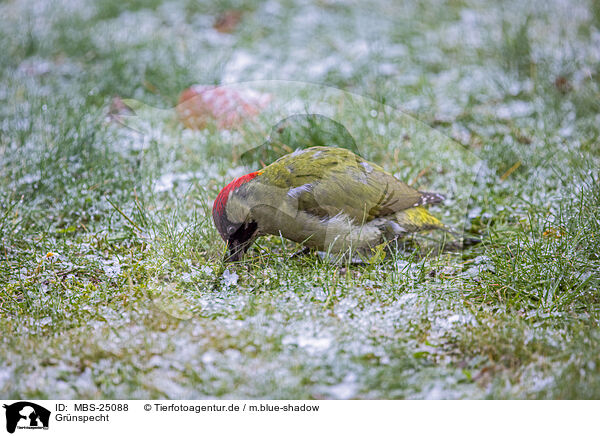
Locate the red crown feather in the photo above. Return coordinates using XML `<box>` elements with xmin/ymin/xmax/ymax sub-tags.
<box><xmin>212</xmin><ymin>170</ymin><xmax>262</xmax><ymax>217</ymax></box>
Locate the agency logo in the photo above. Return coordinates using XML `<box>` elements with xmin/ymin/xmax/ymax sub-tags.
<box><xmin>3</xmin><ymin>402</ymin><xmax>50</xmax><ymax>434</ymax></box>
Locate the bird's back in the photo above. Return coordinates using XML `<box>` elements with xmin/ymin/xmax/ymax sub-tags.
<box><xmin>259</xmin><ymin>146</ymin><xmax>440</xmax><ymax>223</ymax></box>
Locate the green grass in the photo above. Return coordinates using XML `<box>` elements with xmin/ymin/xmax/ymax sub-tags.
<box><xmin>1</xmin><ymin>0</ymin><xmax>599</xmax><ymax>399</ymax></box>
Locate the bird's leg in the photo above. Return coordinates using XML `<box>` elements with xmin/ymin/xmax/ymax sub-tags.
<box><xmin>384</xmin><ymin>236</ymin><xmax>419</xmax><ymax>255</ymax></box>
<box><xmin>370</xmin><ymin>218</ymin><xmax>408</xmax><ymax>240</ymax></box>
<box><xmin>440</xmin><ymin>226</ymin><xmax>482</xmax><ymax>249</ymax></box>
<box><xmin>438</xmin><ymin>235</ymin><xmax>482</xmax><ymax>252</ymax></box>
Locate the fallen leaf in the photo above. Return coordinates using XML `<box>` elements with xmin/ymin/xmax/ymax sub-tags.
<box><xmin>214</xmin><ymin>10</ymin><xmax>242</xmax><ymax>33</ymax></box>
<box><xmin>177</xmin><ymin>85</ymin><xmax>270</xmax><ymax>130</ymax></box>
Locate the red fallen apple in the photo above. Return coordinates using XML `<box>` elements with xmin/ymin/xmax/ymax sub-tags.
<box><xmin>177</xmin><ymin>85</ymin><xmax>270</xmax><ymax>130</ymax></box>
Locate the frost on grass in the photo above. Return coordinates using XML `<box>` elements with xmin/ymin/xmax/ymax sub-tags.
<box><xmin>221</xmin><ymin>269</ymin><xmax>239</xmax><ymax>289</ymax></box>
<box><xmin>1</xmin><ymin>0</ymin><xmax>599</xmax><ymax>400</ymax></box>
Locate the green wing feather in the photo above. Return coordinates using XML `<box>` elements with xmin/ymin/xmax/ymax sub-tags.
<box><xmin>261</xmin><ymin>146</ymin><xmax>431</xmax><ymax>223</ymax></box>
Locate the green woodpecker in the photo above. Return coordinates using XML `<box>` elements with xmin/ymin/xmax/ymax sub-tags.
<box><xmin>213</xmin><ymin>146</ymin><xmax>450</xmax><ymax>262</ymax></box>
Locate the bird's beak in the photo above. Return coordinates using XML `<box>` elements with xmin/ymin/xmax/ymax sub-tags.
<box><xmin>224</xmin><ymin>231</ymin><xmax>259</xmax><ymax>263</ymax></box>
<box><xmin>225</xmin><ymin>243</ymin><xmax>243</xmax><ymax>263</ymax></box>
<box><xmin>224</xmin><ymin>239</ymin><xmax>249</xmax><ymax>263</ymax></box>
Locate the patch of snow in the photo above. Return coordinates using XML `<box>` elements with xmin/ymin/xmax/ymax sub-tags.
<box><xmin>324</xmin><ymin>373</ymin><xmax>359</xmax><ymax>399</ymax></box>
<box><xmin>153</xmin><ymin>171</ymin><xmax>204</xmax><ymax>193</ymax></box>
<box><xmin>74</xmin><ymin>367</ymin><xmax>95</xmax><ymax>393</ymax></box>
<box><xmin>102</xmin><ymin>259</ymin><xmax>121</xmax><ymax>278</ymax></box>
<box><xmin>495</xmin><ymin>101</ymin><xmax>534</xmax><ymax>119</ymax></box>
<box><xmin>222</xmin><ymin>51</ymin><xmax>256</xmax><ymax>83</ymax></box>
<box><xmin>201</xmin><ymin>350</ymin><xmax>220</xmax><ymax>364</ymax></box>
<box><xmin>222</xmin><ymin>269</ymin><xmax>239</xmax><ymax>288</ymax></box>
<box><xmin>282</xmin><ymin>333</ymin><xmax>333</xmax><ymax>354</ymax></box>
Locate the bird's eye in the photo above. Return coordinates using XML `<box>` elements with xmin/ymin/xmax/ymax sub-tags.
<box><xmin>227</xmin><ymin>225</ymin><xmax>236</xmax><ymax>234</ymax></box>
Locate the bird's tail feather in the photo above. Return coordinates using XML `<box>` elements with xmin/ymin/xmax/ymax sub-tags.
<box><xmin>416</xmin><ymin>191</ymin><xmax>445</xmax><ymax>206</ymax></box>
<box><xmin>393</xmin><ymin>207</ymin><xmax>481</xmax><ymax>248</ymax></box>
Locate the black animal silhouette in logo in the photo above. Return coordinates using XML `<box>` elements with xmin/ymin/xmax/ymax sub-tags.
<box><xmin>3</xmin><ymin>402</ymin><xmax>50</xmax><ymax>434</ymax></box>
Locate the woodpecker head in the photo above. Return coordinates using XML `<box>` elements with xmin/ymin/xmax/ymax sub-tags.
<box><xmin>212</xmin><ymin>171</ymin><xmax>262</xmax><ymax>262</ymax></box>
